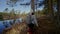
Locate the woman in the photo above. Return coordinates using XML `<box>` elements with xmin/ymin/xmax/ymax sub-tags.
<box><xmin>26</xmin><ymin>12</ymin><xmax>38</xmax><ymax>34</ymax></box>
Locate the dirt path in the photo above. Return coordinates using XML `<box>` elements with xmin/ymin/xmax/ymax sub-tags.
<box><xmin>3</xmin><ymin>16</ymin><xmax>60</xmax><ymax>34</ymax></box>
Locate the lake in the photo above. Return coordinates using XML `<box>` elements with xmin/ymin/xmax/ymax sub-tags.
<box><xmin>0</xmin><ymin>18</ymin><xmax>22</xmax><ymax>34</ymax></box>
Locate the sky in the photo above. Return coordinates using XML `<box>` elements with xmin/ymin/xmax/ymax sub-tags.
<box><xmin>0</xmin><ymin>0</ymin><xmax>44</xmax><ymax>13</ymax></box>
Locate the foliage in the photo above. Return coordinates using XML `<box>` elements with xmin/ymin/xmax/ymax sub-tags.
<box><xmin>0</xmin><ymin>15</ymin><xmax>3</xmax><ymax>20</ymax></box>
<box><xmin>6</xmin><ymin>0</ymin><xmax>24</xmax><ymax>7</ymax></box>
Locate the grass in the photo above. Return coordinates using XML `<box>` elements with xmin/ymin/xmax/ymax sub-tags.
<box><xmin>3</xmin><ymin>15</ymin><xmax>60</xmax><ymax>34</ymax></box>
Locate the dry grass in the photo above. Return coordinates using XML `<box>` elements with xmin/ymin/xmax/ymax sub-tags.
<box><xmin>3</xmin><ymin>16</ymin><xmax>60</xmax><ymax>34</ymax></box>
<box><xmin>3</xmin><ymin>23</ymin><xmax>27</xmax><ymax>34</ymax></box>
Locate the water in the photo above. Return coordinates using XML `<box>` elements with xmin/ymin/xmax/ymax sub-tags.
<box><xmin>0</xmin><ymin>20</ymin><xmax>12</xmax><ymax>34</ymax></box>
<box><xmin>0</xmin><ymin>21</ymin><xmax>5</xmax><ymax>34</ymax></box>
<box><xmin>0</xmin><ymin>18</ymin><xmax>22</xmax><ymax>34</ymax></box>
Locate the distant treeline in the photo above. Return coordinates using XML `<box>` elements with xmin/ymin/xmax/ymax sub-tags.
<box><xmin>0</xmin><ymin>12</ymin><xmax>19</xmax><ymax>20</ymax></box>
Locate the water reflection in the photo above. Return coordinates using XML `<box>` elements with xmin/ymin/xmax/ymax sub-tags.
<box><xmin>0</xmin><ymin>18</ymin><xmax>23</xmax><ymax>34</ymax></box>
<box><xmin>0</xmin><ymin>21</ymin><xmax>5</xmax><ymax>34</ymax></box>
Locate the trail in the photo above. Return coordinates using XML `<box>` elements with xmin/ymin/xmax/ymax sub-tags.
<box><xmin>3</xmin><ymin>16</ymin><xmax>60</xmax><ymax>34</ymax></box>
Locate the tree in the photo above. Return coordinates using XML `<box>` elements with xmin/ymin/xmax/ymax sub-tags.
<box><xmin>31</xmin><ymin>0</ymin><xmax>35</xmax><ymax>13</ymax></box>
<box><xmin>10</xmin><ymin>9</ymin><xmax>16</xmax><ymax>18</ymax></box>
<box><xmin>47</xmin><ymin>0</ymin><xmax>54</xmax><ymax>23</ymax></box>
<box><xmin>57</xmin><ymin>0</ymin><xmax>60</xmax><ymax>25</ymax></box>
<box><xmin>6</xmin><ymin>0</ymin><xmax>24</xmax><ymax>23</ymax></box>
<box><xmin>6</xmin><ymin>0</ymin><xmax>24</xmax><ymax>7</ymax></box>
<box><xmin>4</xmin><ymin>8</ymin><xmax>9</xmax><ymax>13</ymax></box>
<box><xmin>10</xmin><ymin>9</ymin><xmax>16</xmax><ymax>23</ymax></box>
<box><xmin>0</xmin><ymin>15</ymin><xmax>3</xmax><ymax>20</ymax></box>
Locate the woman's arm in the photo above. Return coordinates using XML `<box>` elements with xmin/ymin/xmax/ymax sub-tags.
<box><xmin>33</xmin><ymin>15</ymin><xmax>38</xmax><ymax>27</ymax></box>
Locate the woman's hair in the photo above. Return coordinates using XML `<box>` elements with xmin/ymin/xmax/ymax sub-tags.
<box><xmin>32</xmin><ymin>12</ymin><xmax>34</xmax><ymax>15</ymax></box>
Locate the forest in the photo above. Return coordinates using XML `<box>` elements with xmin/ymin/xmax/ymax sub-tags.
<box><xmin>0</xmin><ymin>0</ymin><xmax>60</xmax><ymax>34</ymax></box>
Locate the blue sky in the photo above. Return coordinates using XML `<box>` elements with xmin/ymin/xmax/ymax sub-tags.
<box><xmin>0</xmin><ymin>0</ymin><xmax>44</xmax><ymax>13</ymax></box>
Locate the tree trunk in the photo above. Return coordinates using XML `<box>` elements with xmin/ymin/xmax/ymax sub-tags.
<box><xmin>47</xmin><ymin>0</ymin><xmax>54</xmax><ymax>22</ymax></box>
<box><xmin>44</xmin><ymin>0</ymin><xmax>48</xmax><ymax>16</ymax></box>
<box><xmin>57</xmin><ymin>0</ymin><xmax>60</xmax><ymax>25</ymax></box>
<box><xmin>31</xmin><ymin>0</ymin><xmax>35</xmax><ymax>13</ymax></box>
<box><xmin>48</xmin><ymin>0</ymin><xmax>54</xmax><ymax>16</ymax></box>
